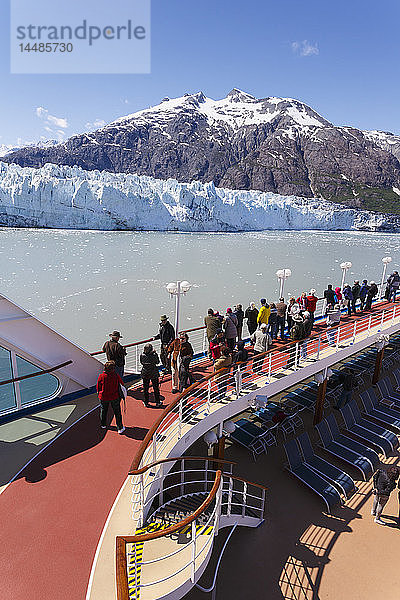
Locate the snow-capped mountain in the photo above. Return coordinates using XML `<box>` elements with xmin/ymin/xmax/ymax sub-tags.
<box><xmin>0</xmin><ymin>162</ymin><xmax>398</xmax><ymax>232</ymax></box>
<box><xmin>0</xmin><ymin>139</ymin><xmax>59</xmax><ymax>158</ymax></box>
<box><xmin>2</xmin><ymin>89</ymin><xmax>400</xmax><ymax>213</ymax></box>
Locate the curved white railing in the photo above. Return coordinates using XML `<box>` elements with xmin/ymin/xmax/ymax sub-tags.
<box><xmin>129</xmin><ymin>302</ymin><xmax>400</xmax><ymax>525</ymax></box>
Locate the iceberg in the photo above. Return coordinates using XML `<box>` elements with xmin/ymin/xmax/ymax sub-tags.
<box><xmin>0</xmin><ymin>161</ymin><xmax>398</xmax><ymax>232</ymax></box>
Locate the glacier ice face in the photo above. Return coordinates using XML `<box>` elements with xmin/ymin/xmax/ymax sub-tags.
<box><xmin>0</xmin><ymin>161</ymin><xmax>398</xmax><ymax>232</ymax></box>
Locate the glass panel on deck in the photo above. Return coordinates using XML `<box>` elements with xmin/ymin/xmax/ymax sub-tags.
<box><xmin>16</xmin><ymin>355</ymin><xmax>60</xmax><ymax>406</ymax></box>
<box><xmin>0</xmin><ymin>346</ymin><xmax>16</xmax><ymax>413</ymax></box>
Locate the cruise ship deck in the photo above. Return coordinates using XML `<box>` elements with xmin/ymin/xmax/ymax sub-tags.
<box><xmin>1</xmin><ymin>299</ymin><xmax>400</xmax><ymax>600</ymax></box>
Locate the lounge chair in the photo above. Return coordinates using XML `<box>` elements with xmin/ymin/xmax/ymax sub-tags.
<box><xmin>315</xmin><ymin>419</ymin><xmax>373</xmax><ymax>480</ymax></box>
<box><xmin>230</xmin><ymin>419</ymin><xmax>274</xmax><ymax>459</ymax></box>
<box><xmin>359</xmin><ymin>390</ymin><xmax>400</xmax><ymax>434</ymax></box>
<box><xmin>340</xmin><ymin>404</ymin><xmax>392</xmax><ymax>457</ymax></box>
<box><xmin>347</xmin><ymin>400</ymin><xmax>399</xmax><ymax>451</ymax></box>
<box><xmin>325</xmin><ymin>413</ymin><xmax>380</xmax><ymax>469</ymax></box>
<box><xmin>284</xmin><ymin>438</ymin><xmax>342</xmax><ymax>513</ymax></box>
<box><xmin>296</xmin><ymin>432</ymin><xmax>356</xmax><ymax>499</ymax></box>
<box><xmin>392</xmin><ymin>368</ymin><xmax>400</xmax><ymax>391</ymax></box>
<box><xmin>376</xmin><ymin>377</ymin><xmax>400</xmax><ymax>407</ymax></box>
<box><xmin>369</xmin><ymin>386</ymin><xmax>400</xmax><ymax>414</ymax></box>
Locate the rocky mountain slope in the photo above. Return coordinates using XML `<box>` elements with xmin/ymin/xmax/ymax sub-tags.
<box><xmin>3</xmin><ymin>89</ymin><xmax>400</xmax><ymax>213</ymax></box>
<box><xmin>1</xmin><ymin>162</ymin><xmax>399</xmax><ymax>232</ymax></box>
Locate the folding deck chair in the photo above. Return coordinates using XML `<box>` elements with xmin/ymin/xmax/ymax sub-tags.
<box><xmin>325</xmin><ymin>413</ymin><xmax>380</xmax><ymax>470</ymax></box>
<box><xmin>376</xmin><ymin>377</ymin><xmax>400</xmax><ymax>408</ymax></box>
<box><xmin>340</xmin><ymin>404</ymin><xmax>392</xmax><ymax>457</ymax></box>
<box><xmin>315</xmin><ymin>419</ymin><xmax>373</xmax><ymax>480</ymax></box>
<box><xmin>296</xmin><ymin>432</ymin><xmax>356</xmax><ymax>500</ymax></box>
<box><xmin>392</xmin><ymin>368</ymin><xmax>400</xmax><ymax>391</ymax></box>
<box><xmin>348</xmin><ymin>400</ymin><xmax>399</xmax><ymax>451</ymax></box>
<box><xmin>284</xmin><ymin>438</ymin><xmax>342</xmax><ymax>513</ymax></box>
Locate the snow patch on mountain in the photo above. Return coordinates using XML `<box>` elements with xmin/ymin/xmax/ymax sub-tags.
<box><xmin>0</xmin><ymin>162</ymin><xmax>398</xmax><ymax>232</ymax></box>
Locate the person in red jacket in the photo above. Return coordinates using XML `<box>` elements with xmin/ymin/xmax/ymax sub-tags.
<box><xmin>305</xmin><ymin>289</ymin><xmax>318</xmax><ymax>323</ymax></box>
<box><xmin>96</xmin><ymin>361</ymin><xmax>125</xmax><ymax>434</ymax></box>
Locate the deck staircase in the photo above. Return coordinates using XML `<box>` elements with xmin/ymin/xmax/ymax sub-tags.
<box><xmin>117</xmin><ymin>458</ymin><xmax>266</xmax><ymax>600</ymax></box>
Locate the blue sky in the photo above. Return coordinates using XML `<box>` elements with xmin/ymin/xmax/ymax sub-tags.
<box><xmin>1</xmin><ymin>0</ymin><xmax>399</xmax><ymax>146</ymax></box>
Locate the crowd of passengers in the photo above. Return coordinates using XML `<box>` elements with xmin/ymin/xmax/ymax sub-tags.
<box><xmin>96</xmin><ymin>272</ymin><xmax>400</xmax><ymax>427</ymax></box>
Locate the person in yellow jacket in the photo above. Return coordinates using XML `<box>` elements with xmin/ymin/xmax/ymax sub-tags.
<box><xmin>257</xmin><ymin>298</ymin><xmax>270</xmax><ymax>327</ymax></box>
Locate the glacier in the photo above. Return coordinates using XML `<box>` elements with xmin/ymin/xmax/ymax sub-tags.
<box><xmin>0</xmin><ymin>161</ymin><xmax>399</xmax><ymax>232</ymax></box>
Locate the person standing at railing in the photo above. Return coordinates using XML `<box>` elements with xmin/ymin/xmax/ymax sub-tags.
<box><xmin>153</xmin><ymin>315</ymin><xmax>175</xmax><ymax>375</ymax></box>
<box><xmin>204</xmin><ymin>309</ymin><xmax>221</xmax><ymax>357</ymax></box>
<box><xmin>334</xmin><ymin>287</ymin><xmax>343</xmax><ymax>308</ymax></box>
<box><xmin>167</xmin><ymin>337</ymin><xmax>181</xmax><ymax>393</ymax></box>
<box><xmin>102</xmin><ymin>331</ymin><xmax>127</xmax><ymax>379</ymax></box>
<box><xmin>223</xmin><ymin>308</ymin><xmax>238</xmax><ymax>351</ymax></box>
<box><xmin>287</xmin><ymin>313</ymin><xmax>305</xmax><ymax>369</ymax></box>
<box><xmin>305</xmin><ymin>290</ymin><xmax>318</xmax><ymax>323</ymax></box>
<box><xmin>365</xmin><ymin>281</ymin><xmax>378</xmax><ymax>310</ymax></box>
<box><xmin>178</xmin><ymin>332</ymin><xmax>195</xmax><ymax>392</ymax></box>
<box><xmin>334</xmin><ymin>367</ymin><xmax>356</xmax><ymax>410</ymax></box>
<box><xmin>251</xmin><ymin>323</ymin><xmax>272</xmax><ymax>373</ymax></box>
<box><xmin>267</xmin><ymin>303</ymin><xmax>278</xmax><ymax>339</ymax></box>
<box><xmin>287</xmin><ymin>297</ymin><xmax>300</xmax><ymax>333</ymax></box>
<box><xmin>233</xmin><ymin>340</ymin><xmax>248</xmax><ymax>365</ymax></box>
<box><xmin>234</xmin><ymin>304</ymin><xmax>244</xmax><ymax>340</ymax></box>
<box><xmin>325</xmin><ymin>303</ymin><xmax>341</xmax><ymax>346</ymax></box>
<box><xmin>209</xmin><ymin>330</ymin><xmax>225</xmax><ymax>363</ymax></box>
<box><xmin>214</xmin><ymin>346</ymin><xmax>233</xmax><ymax>397</ymax></box>
<box><xmin>245</xmin><ymin>302</ymin><xmax>258</xmax><ymax>335</ymax></box>
<box><xmin>324</xmin><ymin>284</ymin><xmax>336</xmax><ymax>307</ymax></box>
<box><xmin>343</xmin><ymin>284</ymin><xmax>353</xmax><ymax>316</ymax></box>
<box><xmin>96</xmin><ymin>361</ymin><xmax>125</xmax><ymax>434</ymax></box>
<box><xmin>297</xmin><ymin>292</ymin><xmax>308</xmax><ymax>312</ymax></box>
<box><xmin>359</xmin><ymin>280</ymin><xmax>369</xmax><ymax>310</ymax></box>
<box><xmin>257</xmin><ymin>299</ymin><xmax>270</xmax><ymax>328</ymax></box>
<box><xmin>140</xmin><ymin>343</ymin><xmax>162</xmax><ymax>407</ymax></box>
<box><xmin>276</xmin><ymin>297</ymin><xmax>287</xmax><ymax>340</ymax></box>
<box><xmin>300</xmin><ymin>311</ymin><xmax>313</xmax><ymax>359</ymax></box>
<box><xmin>387</xmin><ymin>271</ymin><xmax>400</xmax><ymax>303</ymax></box>
<box><xmin>351</xmin><ymin>280</ymin><xmax>361</xmax><ymax>313</ymax></box>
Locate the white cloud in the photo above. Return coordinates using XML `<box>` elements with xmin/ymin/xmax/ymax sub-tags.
<box><xmin>292</xmin><ymin>40</ymin><xmax>319</xmax><ymax>57</ymax></box>
<box><xmin>47</xmin><ymin>114</ymin><xmax>68</xmax><ymax>128</ymax></box>
<box><xmin>35</xmin><ymin>106</ymin><xmax>68</xmax><ymax>131</ymax></box>
<box><xmin>85</xmin><ymin>119</ymin><xmax>106</xmax><ymax>131</ymax></box>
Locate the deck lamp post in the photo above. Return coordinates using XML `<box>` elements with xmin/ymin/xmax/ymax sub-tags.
<box><xmin>166</xmin><ymin>280</ymin><xmax>191</xmax><ymax>334</ymax></box>
<box><xmin>276</xmin><ymin>269</ymin><xmax>292</xmax><ymax>298</ymax></box>
<box><xmin>380</xmin><ymin>257</ymin><xmax>392</xmax><ymax>299</ymax></box>
<box><xmin>203</xmin><ymin>420</ymin><xmax>236</xmax><ymax>461</ymax></box>
<box><xmin>340</xmin><ymin>262</ymin><xmax>352</xmax><ymax>293</ymax></box>
<box><xmin>313</xmin><ymin>368</ymin><xmax>333</xmax><ymax>426</ymax></box>
<box><xmin>372</xmin><ymin>334</ymin><xmax>390</xmax><ymax>385</ymax></box>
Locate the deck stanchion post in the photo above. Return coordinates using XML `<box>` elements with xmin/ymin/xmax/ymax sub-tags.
<box><xmin>205</xmin><ymin>460</ymin><xmax>208</xmax><ymax>492</ymax></box>
<box><xmin>242</xmin><ymin>481</ymin><xmax>247</xmax><ymax>517</ymax></box>
<box><xmin>368</xmin><ymin>314</ymin><xmax>372</xmax><ymax>335</ymax></box>
<box><xmin>268</xmin><ymin>353</ymin><xmax>272</xmax><ymax>381</ymax></box>
<box><xmin>352</xmin><ymin>322</ymin><xmax>357</xmax><ymax>345</ymax></box>
<box><xmin>206</xmin><ymin>380</ymin><xmax>211</xmax><ymax>414</ymax></box>
<box><xmin>139</xmin><ymin>473</ymin><xmax>145</xmax><ymax>527</ymax></box>
<box><xmin>235</xmin><ymin>366</ymin><xmax>242</xmax><ymax>397</ymax></box>
<box><xmin>392</xmin><ymin>305</ymin><xmax>396</xmax><ymax>325</ymax></box>
<box><xmin>316</xmin><ymin>335</ymin><xmax>321</xmax><ymax>359</ymax></box>
<box><xmin>294</xmin><ymin>343</ymin><xmax>299</xmax><ymax>370</ymax></box>
<box><xmin>215</xmin><ymin>481</ymin><xmax>222</xmax><ymax>534</ymax></box>
<box><xmin>135</xmin><ymin>345</ymin><xmax>139</xmax><ymax>373</ymax></box>
<box><xmin>181</xmin><ymin>459</ymin><xmax>185</xmax><ymax>496</ymax></box>
<box><xmin>380</xmin><ymin>310</ymin><xmax>385</xmax><ymax>330</ymax></box>
<box><xmin>191</xmin><ymin>519</ymin><xmax>197</xmax><ymax>583</ymax></box>
<box><xmin>227</xmin><ymin>476</ymin><xmax>233</xmax><ymax>517</ymax></box>
<box><xmin>152</xmin><ymin>434</ymin><xmax>157</xmax><ymax>463</ymax></box>
<box><xmin>178</xmin><ymin>396</ymin><xmax>183</xmax><ymax>439</ymax></box>
<box><xmin>335</xmin><ymin>327</ymin><xmax>340</xmax><ymax>352</ymax></box>
<box><xmin>202</xmin><ymin>329</ymin><xmax>207</xmax><ymax>355</ymax></box>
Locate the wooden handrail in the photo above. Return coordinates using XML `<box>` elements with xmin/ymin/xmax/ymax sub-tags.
<box><xmin>128</xmin><ymin>455</ymin><xmax>236</xmax><ymax>476</ymax></box>
<box><xmin>0</xmin><ymin>359</ymin><xmax>73</xmax><ymax>387</ymax></box>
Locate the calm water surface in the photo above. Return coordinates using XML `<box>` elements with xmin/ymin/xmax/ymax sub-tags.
<box><xmin>1</xmin><ymin>229</ymin><xmax>399</xmax><ymax>352</ymax></box>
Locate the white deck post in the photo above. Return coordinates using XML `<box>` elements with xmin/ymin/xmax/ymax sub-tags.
<box><xmin>368</xmin><ymin>314</ymin><xmax>372</xmax><ymax>335</ymax></box>
<box><xmin>178</xmin><ymin>396</ymin><xmax>183</xmax><ymax>439</ymax></box>
<box><xmin>268</xmin><ymin>353</ymin><xmax>272</xmax><ymax>381</ymax></box>
<box><xmin>191</xmin><ymin>519</ymin><xmax>197</xmax><ymax>583</ymax></box>
<box><xmin>335</xmin><ymin>327</ymin><xmax>340</xmax><ymax>351</ymax></box>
